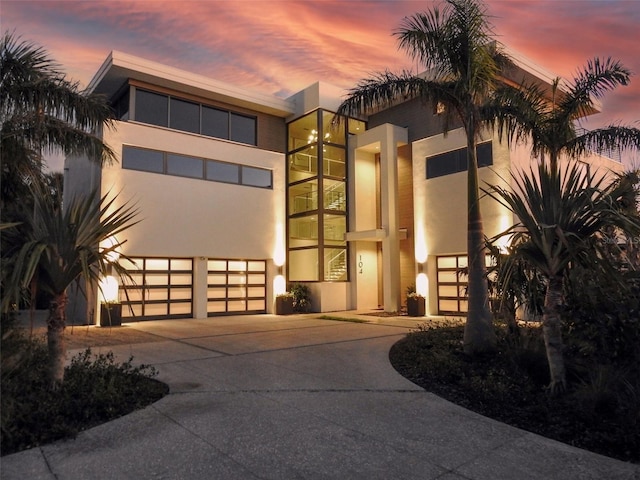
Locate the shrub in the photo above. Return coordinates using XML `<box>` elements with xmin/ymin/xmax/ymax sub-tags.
<box><xmin>389</xmin><ymin>322</ymin><xmax>639</xmax><ymax>462</ymax></box>
<box><xmin>289</xmin><ymin>283</ymin><xmax>311</xmax><ymax>313</ymax></box>
<box><xmin>1</xmin><ymin>328</ymin><xmax>168</xmax><ymax>456</ymax></box>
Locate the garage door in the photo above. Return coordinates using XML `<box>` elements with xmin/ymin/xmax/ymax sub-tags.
<box><xmin>207</xmin><ymin>259</ymin><xmax>267</xmax><ymax>315</ymax></box>
<box><xmin>120</xmin><ymin>257</ymin><xmax>193</xmax><ymax>320</ymax></box>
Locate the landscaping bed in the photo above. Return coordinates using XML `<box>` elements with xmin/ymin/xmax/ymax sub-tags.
<box><xmin>389</xmin><ymin>321</ymin><xmax>639</xmax><ymax>464</ymax></box>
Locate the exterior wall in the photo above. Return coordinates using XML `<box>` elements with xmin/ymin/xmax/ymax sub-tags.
<box><xmin>90</xmin><ymin>120</ymin><xmax>285</xmax><ymax>322</ymax></box>
<box><xmin>397</xmin><ymin>144</ymin><xmax>416</xmax><ymax>306</ymax></box>
<box><xmin>412</xmin><ymin>127</ymin><xmax>513</xmax><ymax>315</ymax></box>
<box><xmin>369</xmin><ymin>97</ymin><xmax>463</xmax><ymax>143</ymax></box>
<box><xmin>349</xmin><ymin>149</ymin><xmax>380</xmax><ymax>310</ymax></box>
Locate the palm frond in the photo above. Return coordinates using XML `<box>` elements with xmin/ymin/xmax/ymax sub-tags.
<box><xmin>1</xmin><ymin>186</ymin><xmax>140</xmax><ymax>312</ymax></box>
<box><xmin>559</xmin><ymin>57</ymin><xmax>631</xmax><ymax>122</ymax></box>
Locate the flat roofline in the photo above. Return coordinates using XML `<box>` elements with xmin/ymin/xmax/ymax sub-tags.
<box><xmin>89</xmin><ymin>51</ymin><xmax>296</xmax><ymax>117</ymax></box>
<box><xmin>502</xmin><ymin>45</ymin><xmax>602</xmax><ymax>114</ymax></box>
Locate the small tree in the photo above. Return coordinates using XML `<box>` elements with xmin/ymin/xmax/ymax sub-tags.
<box><xmin>2</xmin><ymin>188</ymin><xmax>139</xmax><ymax>389</ymax></box>
<box><xmin>485</xmin><ymin>162</ymin><xmax>640</xmax><ymax>394</ymax></box>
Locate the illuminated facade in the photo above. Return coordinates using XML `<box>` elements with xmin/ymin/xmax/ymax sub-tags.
<box><xmin>65</xmin><ymin>51</ymin><xmax>623</xmax><ymax>325</ymax></box>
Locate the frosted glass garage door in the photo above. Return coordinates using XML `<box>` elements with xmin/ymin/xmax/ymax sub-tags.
<box><xmin>207</xmin><ymin>259</ymin><xmax>267</xmax><ymax>315</ymax></box>
<box><xmin>119</xmin><ymin>257</ymin><xmax>193</xmax><ymax>320</ymax></box>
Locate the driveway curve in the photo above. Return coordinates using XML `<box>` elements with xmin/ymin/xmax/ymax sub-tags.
<box><xmin>2</xmin><ymin>315</ymin><xmax>638</xmax><ymax>479</ymax></box>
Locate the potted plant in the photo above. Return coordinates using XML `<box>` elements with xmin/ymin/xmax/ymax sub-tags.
<box><xmin>406</xmin><ymin>284</ymin><xmax>425</xmax><ymax>317</ymax></box>
<box><xmin>290</xmin><ymin>283</ymin><xmax>311</xmax><ymax>313</ymax></box>
<box><xmin>275</xmin><ymin>292</ymin><xmax>294</xmax><ymax>315</ymax></box>
<box><xmin>100</xmin><ymin>301</ymin><xmax>122</xmax><ymax>327</ymax></box>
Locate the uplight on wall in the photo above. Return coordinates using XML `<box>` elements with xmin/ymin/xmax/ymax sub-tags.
<box><xmin>414</xmin><ymin>223</ymin><xmax>428</xmax><ymax>264</ymax></box>
<box><xmin>273</xmin><ymin>275</ymin><xmax>286</xmax><ymax>296</ymax></box>
<box><xmin>98</xmin><ymin>275</ymin><xmax>119</xmax><ymax>303</ymax></box>
<box><xmin>416</xmin><ymin>273</ymin><xmax>428</xmax><ymax>298</ymax></box>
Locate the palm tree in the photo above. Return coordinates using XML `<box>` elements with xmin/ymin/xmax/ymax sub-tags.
<box><xmin>485</xmin><ymin>162</ymin><xmax>640</xmax><ymax>393</ymax></box>
<box><xmin>1</xmin><ymin>188</ymin><xmax>139</xmax><ymax>389</ymax></box>
<box><xmin>492</xmin><ymin>57</ymin><xmax>640</xmax><ymax>171</ymax></box>
<box><xmin>1</xmin><ymin>32</ymin><xmax>115</xmax><ymax>213</ymax></box>
<box><xmin>336</xmin><ymin>0</ymin><xmax>511</xmax><ymax>353</ymax></box>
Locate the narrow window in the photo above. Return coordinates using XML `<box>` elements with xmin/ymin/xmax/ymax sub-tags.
<box><xmin>169</xmin><ymin>98</ymin><xmax>200</xmax><ymax>133</ymax></box>
<box><xmin>135</xmin><ymin>90</ymin><xmax>168</xmax><ymax>127</ymax></box>
<box><xmin>122</xmin><ymin>146</ymin><xmax>164</xmax><ymax>173</ymax></box>
<box><xmin>230</xmin><ymin>113</ymin><xmax>256</xmax><ymax>145</ymax></box>
<box><xmin>242</xmin><ymin>166</ymin><xmax>272</xmax><ymax>188</ymax></box>
<box><xmin>202</xmin><ymin>106</ymin><xmax>229</xmax><ymax>139</ymax></box>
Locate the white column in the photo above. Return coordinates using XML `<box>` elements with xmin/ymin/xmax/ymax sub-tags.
<box><xmin>379</xmin><ymin>127</ymin><xmax>402</xmax><ymax>312</ymax></box>
<box><xmin>192</xmin><ymin>257</ymin><xmax>208</xmax><ymax>319</ymax></box>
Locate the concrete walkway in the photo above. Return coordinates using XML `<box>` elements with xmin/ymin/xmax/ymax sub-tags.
<box><xmin>2</xmin><ymin>314</ymin><xmax>638</xmax><ymax>479</ymax></box>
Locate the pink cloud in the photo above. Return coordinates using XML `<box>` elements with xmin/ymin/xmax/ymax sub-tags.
<box><xmin>3</xmin><ymin>0</ymin><xmax>638</xmax><ymax>154</ymax></box>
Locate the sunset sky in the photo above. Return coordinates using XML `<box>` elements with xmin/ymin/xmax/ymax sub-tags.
<box><xmin>3</xmin><ymin>0</ymin><xmax>639</xmax><ymax>169</ymax></box>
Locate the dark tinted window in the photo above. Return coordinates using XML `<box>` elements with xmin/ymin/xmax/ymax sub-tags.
<box><xmin>135</xmin><ymin>90</ymin><xmax>168</xmax><ymax>127</ymax></box>
<box><xmin>207</xmin><ymin>160</ymin><xmax>239</xmax><ymax>183</ymax></box>
<box><xmin>477</xmin><ymin>142</ymin><xmax>493</xmax><ymax>167</ymax></box>
<box><xmin>242</xmin><ymin>166</ymin><xmax>272</xmax><ymax>188</ymax></box>
<box><xmin>122</xmin><ymin>146</ymin><xmax>164</xmax><ymax>173</ymax></box>
<box><xmin>202</xmin><ymin>106</ymin><xmax>229</xmax><ymax>139</ymax></box>
<box><xmin>426</xmin><ymin>142</ymin><xmax>493</xmax><ymax>179</ymax></box>
<box><xmin>167</xmin><ymin>154</ymin><xmax>203</xmax><ymax>178</ymax></box>
<box><xmin>230</xmin><ymin>113</ymin><xmax>256</xmax><ymax>145</ymax></box>
<box><xmin>170</xmin><ymin>98</ymin><xmax>200</xmax><ymax>133</ymax></box>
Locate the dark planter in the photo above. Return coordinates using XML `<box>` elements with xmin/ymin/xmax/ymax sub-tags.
<box><xmin>275</xmin><ymin>296</ymin><xmax>294</xmax><ymax>315</ymax></box>
<box><xmin>407</xmin><ymin>296</ymin><xmax>426</xmax><ymax>317</ymax></box>
<box><xmin>100</xmin><ymin>303</ymin><xmax>122</xmax><ymax>327</ymax></box>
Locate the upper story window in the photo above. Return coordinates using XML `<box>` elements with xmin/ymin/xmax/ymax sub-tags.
<box><xmin>132</xmin><ymin>88</ymin><xmax>257</xmax><ymax>146</ymax></box>
<box><xmin>426</xmin><ymin>141</ymin><xmax>493</xmax><ymax>179</ymax></box>
<box><xmin>122</xmin><ymin>146</ymin><xmax>272</xmax><ymax>189</ymax></box>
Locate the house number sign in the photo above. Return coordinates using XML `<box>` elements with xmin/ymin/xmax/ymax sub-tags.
<box><xmin>358</xmin><ymin>255</ymin><xmax>364</xmax><ymax>274</ymax></box>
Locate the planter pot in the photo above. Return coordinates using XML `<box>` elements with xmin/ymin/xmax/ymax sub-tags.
<box><xmin>407</xmin><ymin>296</ymin><xmax>426</xmax><ymax>317</ymax></box>
<box><xmin>100</xmin><ymin>303</ymin><xmax>122</xmax><ymax>327</ymax></box>
<box><xmin>275</xmin><ymin>296</ymin><xmax>294</xmax><ymax>315</ymax></box>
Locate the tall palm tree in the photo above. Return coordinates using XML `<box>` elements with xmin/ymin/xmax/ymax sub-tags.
<box><xmin>491</xmin><ymin>57</ymin><xmax>640</xmax><ymax>171</ymax></box>
<box><xmin>336</xmin><ymin>0</ymin><xmax>510</xmax><ymax>353</ymax></box>
<box><xmin>2</xmin><ymin>188</ymin><xmax>139</xmax><ymax>389</ymax></box>
<box><xmin>1</xmin><ymin>32</ymin><xmax>115</xmax><ymax>213</ymax></box>
<box><xmin>485</xmin><ymin>162</ymin><xmax>640</xmax><ymax>393</ymax></box>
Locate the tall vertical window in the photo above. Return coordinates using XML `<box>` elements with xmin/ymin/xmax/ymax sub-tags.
<box><xmin>136</xmin><ymin>90</ymin><xmax>168</xmax><ymax>127</ymax></box>
<box><xmin>286</xmin><ymin>109</ymin><xmax>350</xmax><ymax>282</ymax></box>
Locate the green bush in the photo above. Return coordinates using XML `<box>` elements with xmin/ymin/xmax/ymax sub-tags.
<box><xmin>289</xmin><ymin>283</ymin><xmax>311</xmax><ymax>313</ymax></box>
<box><xmin>1</xmin><ymin>328</ymin><xmax>168</xmax><ymax>456</ymax></box>
<box><xmin>390</xmin><ymin>322</ymin><xmax>639</xmax><ymax>462</ymax></box>
<box><xmin>563</xmin><ymin>266</ymin><xmax>640</xmax><ymax>366</ymax></box>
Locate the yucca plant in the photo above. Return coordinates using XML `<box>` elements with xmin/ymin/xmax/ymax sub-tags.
<box><xmin>2</xmin><ymin>187</ymin><xmax>139</xmax><ymax>389</ymax></box>
<box><xmin>485</xmin><ymin>162</ymin><xmax>640</xmax><ymax>394</ymax></box>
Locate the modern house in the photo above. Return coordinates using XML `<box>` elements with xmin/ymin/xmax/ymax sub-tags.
<box><xmin>64</xmin><ymin>49</ymin><xmax>623</xmax><ymax>325</ymax></box>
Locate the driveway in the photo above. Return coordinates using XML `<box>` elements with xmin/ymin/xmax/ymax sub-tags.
<box><xmin>2</xmin><ymin>314</ymin><xmax>638</xmax><ymax>479</ymax></box>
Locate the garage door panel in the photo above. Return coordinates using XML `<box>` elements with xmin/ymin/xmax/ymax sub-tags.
<box><xmin>207</xmin><ymin>259</ymin><xmax>266</xmax><ymax>316</ymax></box>
<box><xmin>120</xmin><ymin>257</ymin><xmax>193</xmax><ymax>320</ymax></box>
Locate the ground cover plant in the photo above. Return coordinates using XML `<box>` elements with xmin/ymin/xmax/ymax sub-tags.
<box><xmin>389</xmin><ymin>319</ymin><xmax>639</xmax><ymax>463</ymax></box>
<box><xmin>1</xmin><ymin>318</ymin><xmax>169</xmax><ymax>456</ymax></box>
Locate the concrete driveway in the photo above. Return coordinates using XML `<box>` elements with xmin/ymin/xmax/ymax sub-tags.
<box><xmin>2</xmin><ymin>314</ymin><xmax>638</xmax><ymax>479</ymax></box>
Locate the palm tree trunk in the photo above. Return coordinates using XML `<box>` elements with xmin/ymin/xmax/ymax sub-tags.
<box><xmin>542</xmin><ymin>275</ymin><xmax>566</xmax><ymax>394</ymax></box>
<box><xmin>463</xmin><ymin>128</ymin><xmax>496</xmax><ymax>354</ymax></box>
<box><xmin>47</xmin><ymin>291</ymin><xmax>68</xmax><ymax>390</ymax></box>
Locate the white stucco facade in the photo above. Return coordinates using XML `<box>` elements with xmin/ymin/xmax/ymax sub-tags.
<box><xmin>65</xmin><ymin>50</ymin><xmax>626</xmax><ymax>325</ymax></box>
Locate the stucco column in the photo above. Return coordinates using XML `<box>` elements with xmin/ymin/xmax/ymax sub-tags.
<box><xmin>193</xmin><ymin>257</ymin><xmax>208</xmax><ymax>319</ymax></box>
<box><xmin>379</xmin><ymin>126</ymin><xmax>402</xmax><ymax>313</ymax></box>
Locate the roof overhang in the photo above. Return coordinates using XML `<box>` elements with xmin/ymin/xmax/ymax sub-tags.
<box><xmin>88</xmin><ymin>51</ymin><xmax>295</xmax><ymax>117</ymax></box>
